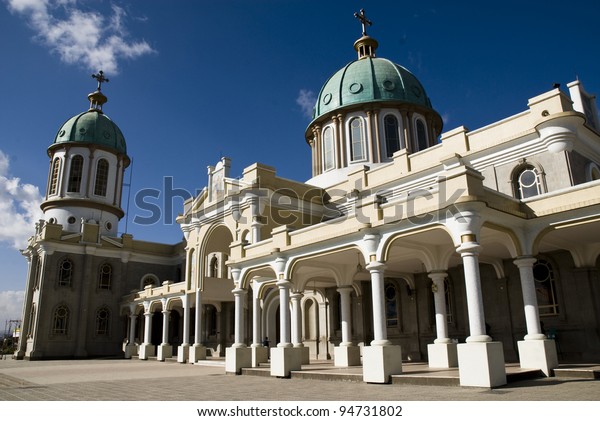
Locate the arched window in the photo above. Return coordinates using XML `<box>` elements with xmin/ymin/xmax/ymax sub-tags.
<box><xmin>52</xmin><ymin>305</ymin><xmax>69</xmax><ymax>335</ymax></box>
<box><xmin>98</xmin><ymin>263</ymin><xmax>112</xmax><ymax>290</ymax></box>
<box><xmin>415</xmin><ymin>119</ymin><xmax>428</xmax><ymax>152</ymax></box>
<box><xmin>385</xmin><ymin>281</ymin><xmax>399</xmax><ymax>327</ymax></box>
<box><xmin>349</xmin><ymin>117</ymin><xmax>366</xmax><ymax>161</ymax></box>
<box><xmin>209</xmin><ymin>255</ymin><xmax>218</xmax><ymax>278</ymax></box>
<box><xmin>514</xmin><ymin>165</ymin><xmax>543</xmax><ymax>199</ymax></box>
<box><xmin>49</xmin><ymin>158</ymin><xmax>61</xmax><ymax>196</ymax></box>
<box><xmin>142</xmin><ymin>275</ymin><xmax>158</xmax><ymax>288</ymax></box>
<box><xmin>533</xmin><ymin>259</ymin><xmax>559</xmax><ymax>316</ymax></box>
<box><xmin>58</xmin><ymin>258</ymin><xmax>73</xmax><ymax>287</ymax></box>
<box><xmin>322</xmin><ymin>126</ymin><xmax>335</xmax><ymax>171</ymax></box>
<box><xmin>384</xmin><ymin>114</ymin><xmax>401</xmax><ymax>158</ymax></box>
<box><xmin>96</xmin><ymin>307</ymin><xmax>110</xmax><ymax>335</ymax></box>
<box><xmin>94</xmin><ymin>159</ymin><xmax>109</xmax><ymax>196</ymax></box>
<box><xmin>67</xmin><ymin>155</ymin><xmax>84</xmax><ymax>193</ymax></box>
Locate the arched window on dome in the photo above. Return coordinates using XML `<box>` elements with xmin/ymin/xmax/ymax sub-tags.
<box><xmin>384</xmin><ymin>114</ymin><xmax>402</xmax><ymax>158</ymax></box>
<box><xmin>48</xmin><ymin>157</ymin><xmax>61</xmax><ymax>196</ymax></box>
<box><xmin>322</xmin><ymin>126</ymin><xmax>335</xmax><ymax>172</ymax></box>
<box><xmin>513</xmin><ymin>164</ymin><xmax>544</xmax><ymax>199</ymax></box>
<box><xmin>349</xmin><ymin>117</ymin><xmax>366</xmax><ymax>162</ymax></box>
<box><xmin>94</xmin><ymin>159</ymin><xmax>109</xmax><ymax>197</ymax></box>
<box><xmin>415</xmin><ymin>118</ymin><xmax>428</xmax><ymax>152</ymax></box>
<box><xmin>67</xmin><ymin>155</ymin><xmax>84</xmax><ymax>193</ymax></box>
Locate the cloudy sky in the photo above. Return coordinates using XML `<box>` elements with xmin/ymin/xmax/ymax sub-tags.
<box><xmin>1</xmin><ymin>0</ymin><xmax>600</xmax><ymax>325</ymax></box>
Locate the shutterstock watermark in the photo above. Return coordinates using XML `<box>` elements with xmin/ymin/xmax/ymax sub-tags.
<box><xmin>131</xmin><ymin>176</ymin><xmax>466</xmax><ymax>227</ymax></box>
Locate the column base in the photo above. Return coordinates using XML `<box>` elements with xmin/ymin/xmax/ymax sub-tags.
<box><xmin>138</xmin><ymin>344</ymin><xmax>155</xmax><ymax>360</ymax></box>
<box><xmin>517</xmin><ymin>339</ymin><xmax>558</xmax><ymax>376</ymax></box>
<box><xmin>362</xmin><ymin>345</ymin><xmax>402</xmax><ymax>383</ymax></box>
<box><xmin>295</xmin><ymin>345</ymin><xmax>310</xmax><ymax>365</ymax></box>
<box><xmin>457</xmin><ymin>341</ymin><xmax>506</xmax><ymax>387</ymax></box>
<box><xmin>251</xmin><ymin>346</ymin><xmax>269</xmax><ymax>367</ymax></box>
<box><xmin>177</xmin><ymin>344</ymin><xmax>190</xmax><ymax>363</ymax></box>
<box><xmin>124</xmin><ymin>343</ymin><xmax>138</xmax><ymax>359</ymax></box>
<box><xmin>427</xmin><ymin>342</ymin><xmax>458</xmax><ymax>368</ymax></box>
<box><xmin>190</xmin><ymin>344</ymin><xmax>207</xmax><ymax>363</ymax></box>
<box><xmin>270</xmin><ymin>347</ymin><xmax>303</xmax><ymax>378</ymax></box>
<box><xmin>334</xmin><ymin>345</ymin><xmax>361</xmax><ymax>367</ymax></box>
<box><xmin>157</xmin><ymin>344</ymin><xmax>173</xmax><ymax>361</ymax></box>
<box><xmin>225</xmin><ymin>346</ymin><xmax>252</xmax><ymax>374</ymax></box>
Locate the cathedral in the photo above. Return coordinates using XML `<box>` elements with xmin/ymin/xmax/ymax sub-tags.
<box><xmin>15</xmin><ymin>11</ymin><xmax>600</xmax><ymax>387</ymax></box>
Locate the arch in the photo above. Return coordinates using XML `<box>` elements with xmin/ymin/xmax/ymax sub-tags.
<box><xmin>348</xmin><ymin>116</ymin><xmax>366</xmax><ymax>162</ymax></box>
<box><xmin>57</xmin><ymin>257</ymin><xmax>73</xmax><ymax>287</ymax></box>
<box><xmin>48</xmin><ymin>157</ymin><xmax>61</xmax><ymax>196</ymax></box>
<box><xmin>98</xmin><ymin>263</ymin><xmax>112</xmax><ymax>290</ymax></box>
<box><xmin>199</xmin><ymin>223</ymin><xmax>235</xmax><ymax>287</ymax></box>
<box><xmin>140</xmin><ymin>274</ymin><xmax>159</xmax><ymax>290</ymax></box>
<box><xmin>511</xmin><ymin>161</ymin><xmax>545</xmax><ymax>199</ymax></box>
<box><xmin>52</xmin><ymin>304</ymin><xmax>70</xmax><ymax>335</ymax></box>
<box><xmin>94</xmin><ymin>158</ymin><xmax>109</xmax><ymax>197</ymax></box>
<box><xmin>586</xmin><ymin>162</ymin><xmax>600</xmax><ymax>182</ymax></box>
<box><xmin>413</xmin><ymin>115</ymin><xmax>428</xmax><ymax>152</ymax></box>
<box><xmin>322</xmin><ymin>125</ymin><xmax>335</xmax><ymax>172</ymax></box>
<box><xmin>67</xmin><ymin>154</ymin><xmax>84</xmax><ymax>193</ymax></box>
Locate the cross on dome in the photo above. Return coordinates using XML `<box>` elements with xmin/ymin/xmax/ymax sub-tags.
<box><xmin>354</xmin><ymin>9</ymin><xmax>372</xmax><ymax>36</ymax></box>
<box><xmin>92</xmin><ymin>70</ymin><xmax>109</xmax><ymax>91</ymax></box>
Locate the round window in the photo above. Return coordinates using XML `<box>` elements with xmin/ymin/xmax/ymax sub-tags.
<box><xmin>67</xmin><ymin>216</ymin><xmax>76</xmax><ymax>224</ymax></box>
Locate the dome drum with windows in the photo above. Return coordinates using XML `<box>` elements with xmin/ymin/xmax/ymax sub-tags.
<box><xmin>41</xmin><ymin>71</ymin><xmax>130</xmax><ymax>237</ymax></box>
<box><xmin>305</xmin><ymin>10</ymin><xmax>443</xmax><ymax>188</ymax></box>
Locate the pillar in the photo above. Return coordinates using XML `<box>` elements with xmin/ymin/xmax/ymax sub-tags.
<box><xmin>157</xmin><ymin>306</ymin><xmax>172</xmax><ymax>361</ymax></box>
<box><xmin>177</xmin><ymin>294</ymin><xmax>191</xmax><ymax>363</ymax></box>
<box><xmin>138</xmin><ymin>303</ymin><xmax>155</xmax><ymax>360</ymax></box>
<box><xmin>427</xmin><ymin>272</ymin><xmax>457</xmax><ymax>368</ymax></box>
<box><xmin>270</xmin><ymin>279</ymin><xmax>302</xmax><ymax>377</ymax></box>
<box><xmin>225</xmin><ymin>279</ymin><xmax>251</xmax><ymax>374</ymax></box>
<box><xmin>334</xmin><ymin>286</ymin><xmax>361</xmax><ymax>367</ymax></box>
<box><xmin>362</xmin><ymin>262</ymin><xmax>402</xmax><ymax>383</ymax></box>
<box><xmin>514</xmin><ymin>257</ymin><xmax>558</xmax><ymax>376</ymax></box>
<box><xmin>456</xmin><ymin>240</ymin><xmax>506</xmax><ymax>387</ymax></box>
<box><xmin>124</xmin><ymin>309</ymin><xmax>138</xmax><ymax>358</ymax></box>
<box><xmin>251</xmin><ymin>285</ymin><xmax>268</xmax><ymax>367</ymax></box>
<box><xmin>190</xmin><ymin>289</ymin><xmax>206</xmax><ymax>363</ymax></box>
<box><xmin>291</xmin><ymin>291</ymin><xmax>309</xmax><ymax>364</ymax></box>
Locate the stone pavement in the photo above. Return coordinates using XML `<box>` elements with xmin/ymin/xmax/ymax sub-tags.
<box><xmin>1</xmin><ymin>357</ymin><xmax>599</xmax><ymax>402</ymax></box>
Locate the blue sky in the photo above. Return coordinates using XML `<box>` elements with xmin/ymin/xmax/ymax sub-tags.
<box><xmin>1</xmin><ymin>0</ymin><xmax>600</xmax><ymax>324</ymax></box>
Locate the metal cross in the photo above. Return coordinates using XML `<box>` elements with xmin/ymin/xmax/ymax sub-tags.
<box><xmin>91</xmin><ymin>70</ymin><xmax>109</xmax><ymax>91</ymax></box>
<box><xmin>354</xmin><ymin>9</ymin><xmax>372</xmax><ymax>36</ymax></box>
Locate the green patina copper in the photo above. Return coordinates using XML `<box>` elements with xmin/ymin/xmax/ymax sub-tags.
<box><xmin>311</xmin><ymin>57</ymin><xmax>433</xmax><ymax>122</ymax></box>
<box><xmin>53</xmin><ymin>110</ymin><xmax>127</xmax><ymax>155</ymax></box>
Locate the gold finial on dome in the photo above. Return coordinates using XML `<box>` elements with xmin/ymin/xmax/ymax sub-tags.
<box><xmin>88</xmin><ymin>70</ymin><xmax>109</xmax><ymax>112</ymax></box>
<box><xmin>353</xmin><ymin>9</ymin><xmax>378</xmax><ymax>60</ymax></box>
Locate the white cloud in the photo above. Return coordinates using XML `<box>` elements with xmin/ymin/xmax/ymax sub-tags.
<box><xmin>0</xmin><ymin>150</ymin><xmax>43</xmax><ymax>250</ymax></box>
<box><xmin>6</xmin><ymin>0</ymin><xmax>155</xmax><ymax>74</ymax></box>
<box><xmin>296</xmin><ymin>89</ymin><xmax>316</xmax><ymax>119</ymax></box>
<box><xmin>0</xmin><ymin>291</ymin><xmax>25</xmax><ymax>325</ymax></box>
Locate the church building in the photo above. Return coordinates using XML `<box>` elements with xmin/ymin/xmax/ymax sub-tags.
<box><xmin>15</xmin><ymin>10</ymin><xmax>600</xmax><ymax>388</ymax></box>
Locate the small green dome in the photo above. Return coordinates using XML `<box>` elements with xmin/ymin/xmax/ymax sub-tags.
<box><xmin>53</xmin><ymin>110</ymin><xmax>127</xmax><ymax>155</ymax></box>
<box><xmin>312</xmin><ymin>57</ymin><xmax>433</xmax><ymax>122</ymax></box>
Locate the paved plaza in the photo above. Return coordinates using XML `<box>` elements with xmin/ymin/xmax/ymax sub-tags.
<box><xmin>1</xmin><ymin>357</ymin><xmax>599</xmax><ymax>401</ymax></box>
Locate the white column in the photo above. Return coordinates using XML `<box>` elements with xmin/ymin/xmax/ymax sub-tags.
<box><xmin>252</xmin><ymin>287</ymin><xmax>262</xmax><ymax>347</ymax></box>
<box><xmin>194</xmin><ymin>289</ymin><xmax>202</xmax><ymax>345</ymax></box>
<box><xmin>233</xmin><ymin>288</ymin><xmax>247</xmax><ymax>347</ymax></box>
<box><xmin>143</xmin><ymin>309</ymin><xmax>153</xmax><ymax>345</ymax></box>
<box><xmin>277</xmin><ymin>279</ymin><xmax>292</xmax><ymax>347</ymax></box>
<box><xmin>456</xmin><ymin>242</ymin><xmax>490</xmax><ymax>342</ymax></box>
<box><xmin>290</xmin><ymin>292</ymin><xmax>303</xmax><ymax>347</ymax></box>
<box><xmin>182</xmin><ymin>294</ymin><xmax>190</xmax><ymax>346</ymax></box>
<box><xmin>128</xmin><ymin>313</ymin><xmax>137</xmax><ymax>344</ymax></box>
<box><xmin>429</xmin><ymin>272</ymin><xmax>451</xmax><ymax>343</ymax></box>
<box><xmin>514</xmin><ymin>257</ymin><xmax>545</xmax><ymax>340</ymax></box>
<box><xmin>366</xmin><ymin>261</ymin><xmax>390</xmax><ymax>346</ymax></box>
<box><xmin>161</xmin><ymin>308</ymin><xmax>170</xmax><ymax>346</ymax></box>
<box><xmin>338</xmin><ymin>286</ymin><xmax>354</xmax><ymax>346</ymax></box>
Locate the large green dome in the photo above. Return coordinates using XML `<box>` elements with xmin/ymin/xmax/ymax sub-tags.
<box><xmin>311</xmin><ymin>56</ymin><xmax>433</xmax><ymax>123</ymax></box>
<box><xmin>53</xmin><ymin>109</ymin><xmax>127</xmax><ymax>155</ymax></box>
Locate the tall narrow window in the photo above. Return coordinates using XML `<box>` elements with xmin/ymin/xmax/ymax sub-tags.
<box><xmin>52</xmin><ymin>305</ymin><xmax>69</xmax><ymax>335</ymax></box>
<box><xmin>189</xmin><ymin>249</ymin><xmax>196</xmax><ymax>288</ymax></box>
<box><xmin>28</xmin><ymin>304</ymin><xmax>36</xmax><ymax>338</ymax></box>
<box><xmin>96</xmin><ymin>307</ymin><xmax>110</xmax><ymax>335</ymax></box>
<box><xmin>384</xmin><ymin>115</ymin><xmax>401</xmax><ymax>157</ymax></box>
<box><xmin>67</xmin><ymin>155</ymin><xmax>84</xmax><ymax>193</ymax></box>
<box><xmin>416</xmin><ymin>119</ymin><xmax>428</xmax><ymax>151</ymax></box>
<box><xmin>323</xmin><ymin>127</ymin><xmax>334</xmax><ymax>171</ymax></box>
<box><xmin>94</xmin><ymin>159</ymin><xmax>109</xmax><ymax>196</ymax></box>
<box><xmin>385</xmin><ymin>281</ymin><xmax>399</xmax><ymax>327</ymax></box>
<box><xmin>514</xmin><ymin>165</ymin><xmax>543</xmax><ymax>199</ymax></box>
<box><xmin>98</xmin><ymin>263</ymin><xmax>112</xmax><ymax>290</ymax></box>
<box><xmin>209</xmin><ymin>255</ymin><xmax>218</xmax><ymax>278</ymax></box>
<box><xmin>533</xmin><ymin>259</ymin><xmax>559</xmax><ymax>316</ymax></box>
<box><xmin>58</xmin><ymin>258</ymin><xmax>73</xmax><ymax>287</ymax></box>
<box><xmin>33</xmin><ymin>257</ymin><xmax>42</xmax><ymax>290</ymax></box>
<box><xmin>49</xmin><ymin>158</ymin><xmax>61</xmax><ymax>196</ymax></box>
<box><xmin>350</xmin><ymin>118</ymin><xmax>366</xmax><ymax>161</ymax></box>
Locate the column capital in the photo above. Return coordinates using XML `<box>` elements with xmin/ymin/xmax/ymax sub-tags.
<box><xmin>514</xmin><ymin>256</ymin><xmax>537</xmax><ymax>268</ymax></box>
<box><xmin>276</xmin><ymin>279</ymin><xmax>292</xmax><ymax>289</ymax></box>
<box><xmin>428</xmin><ymin>271</ymin><xmax>448</xmax><ymax>282</ymax></box>
<box><xmin>290</xmin><ymin>291</ymin><xmax>303</xmax><ymax>301</ymax></box>
<box><xmin>337</xmin><ymin>285</ymin><xmax>354</xmax><ymax>294</ymax></box>
<box><xmin>232</xmin><ymin>287</ymin><xmax>247</xmax><ymax>297</ymax></box>
<box><xmin>366</xmin><ymin>261</ymin><xmax>386</xmax><ymax>273</ymax></box>
<box><xmin>456</xmin><ymin>241</ymin><xmax>481</xmax><ymax>256</ymax></box>
<box><xmin>161</xmin><ymin>309</ymin><xmax>170</xmax><ymax>315</ymax></box>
